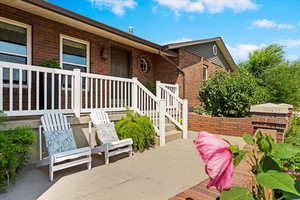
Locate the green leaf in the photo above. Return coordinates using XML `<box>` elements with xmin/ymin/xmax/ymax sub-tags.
<box><xmin>260</xmin><ymin>156</ymin><xmax>281</xmax><ymax>172</ymax></box>
<box><xmin>272</xmin><ymin>143</ymin><xmax>300</xmax><ymax>159</ymax></box>
<box><xmin>233</xmin><ymin>150</ymin><xmax>246</xmax><ymax>167</ymax></box>
<box><xmin>243</xmin><ymin>133</ymin><xmax>254</xmax><ymax>145</ymax></box>
<box><xmin>220</xmin><ymin>187</ymin><xmax>254</xmax><ymax>200</ymax></box>
<box><xmin>256</xmin><ymin>170</ymin><xmax>300</xmax><ymax>195</ymax></box>
<box><xmin>229</xmin><ymin>145</ymin><xmax>239</xmax><ymax>153</ymax></box>
<box><xmin>282</xmin><ymin>192</ymin><xmax>300</xmax><ymax>200</ymax></box>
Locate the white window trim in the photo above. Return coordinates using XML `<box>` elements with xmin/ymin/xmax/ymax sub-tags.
<box><xmin>0</xmin><ymin>17</ymin><xmax>32</xmax><ymax>65</ymax></box>
<box><xmin>203</xmin><ymin>65</ymin><xmax>208</xmax><ymax>81</ymax></box>
<box><xmin>0</xmin><ymin>17</ymin><xmax>32</xmax><ymax>88</ymax></box>
<box><xmin>59</xmin><ymin>34</ymin><xmax>90</xmax><ymax>73</ymax></box>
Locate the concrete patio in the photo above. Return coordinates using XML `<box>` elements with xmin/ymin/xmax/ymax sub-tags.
<box><xmin>0</xmin><ymin>131</ymin><xmax>245</xmax><ymax>200</ymax></box>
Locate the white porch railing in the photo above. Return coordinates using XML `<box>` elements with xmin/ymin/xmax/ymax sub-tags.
<box><xmin>156</xmin><ymin>81</ymin><xmax>188</xmax><ymax>139</ymax></box>
<box><xmin>0</xmin><ymin>61</ymin><xmax>171</xmax><ymax>145</ymax></box>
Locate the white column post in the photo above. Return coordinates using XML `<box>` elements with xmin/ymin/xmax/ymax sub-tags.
<box><xmin>182</xmin><ymin>99</ymin><xmax>188</xmax><ymax>139</ymax></box>
<box><xmin>156</xmin><ymin>80</ymin><xmax>161</xmax><ymax>99</ymax></box>
<box><xmin>159</xmin><ymin>99</ymin><xmax>166</xmax><ymax>146</ymax></box>
<box><xmin>132</xmin><ymin>77</ymin><xmax>138</xmax><ymax>112</ymax></box>
<box><xmin>175</xmin><ymin>83</ymin><xmax>179</xmax><ymax>97</ymax></box>
<box><xmin>73</xmin><ymin>69</ymin><xmax>81</xmax><ymax>118</ymax></box>
<box><xmin>0</xmin><ymin>67</ymin><xmax>3</xmax><ymax>111</ymax></box>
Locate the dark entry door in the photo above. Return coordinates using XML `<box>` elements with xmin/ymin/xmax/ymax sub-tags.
<box><xmin>111</xmin><ymin>48</ymin><xmax>130</xmax><ymax>78</ymax></box>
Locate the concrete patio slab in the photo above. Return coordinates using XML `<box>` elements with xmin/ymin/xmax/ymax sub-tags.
<box><xmin>0</xmin><ymin>131</ymin><xmax>245</xmax><ymax>200</ymax></box>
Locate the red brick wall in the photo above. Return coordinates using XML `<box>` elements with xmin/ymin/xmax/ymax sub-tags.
<box><xmin>178</xmin><ymin>49</ymin><xmax>229</xmax><ymax>109</ymax></box>
<box><xmin>189</xmin><ymin>111</ymin><xmax>292</xmax><ymax>141</ymax></box>
<box><xmin>188</xmin><ymin>113</ymin><xmax>253</xmax><ymax>137</ymax></box>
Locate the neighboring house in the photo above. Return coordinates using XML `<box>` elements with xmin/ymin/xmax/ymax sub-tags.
<box><xmin>0</xmin><ymin>0</ymin><xmax>237</xmax><ymax>112</ymax></box>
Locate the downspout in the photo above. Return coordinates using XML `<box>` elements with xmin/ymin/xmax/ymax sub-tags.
<box><xmin>158</xmin><ymin>50</ymin><xmax>186</xmax><ymax>99</ymax></box>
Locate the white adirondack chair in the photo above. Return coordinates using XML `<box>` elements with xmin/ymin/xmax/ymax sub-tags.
<box><xmin>39</xmin><ymin>112</ymin><xmax>92</xmax><ymax>182</ymax></box>
<box><xmin>89</xmin><ymin>110</ymin><xmax>133</xmax><ymax>164</ymax></box>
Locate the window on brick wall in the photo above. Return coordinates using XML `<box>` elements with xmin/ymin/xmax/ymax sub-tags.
<box><xmin>203</xmin><ymin>65</ymin><xmax>208</xmax><ymax>81</ymax></box>
<box><xmin>0</xmin><ymin>17</ymin><xmax>32</xmax><ymax>84</ymax></box>
<box><xmin>60</xmin><ymin>34</ymin><xmax>90</xmax><ymax>73</ymax></box>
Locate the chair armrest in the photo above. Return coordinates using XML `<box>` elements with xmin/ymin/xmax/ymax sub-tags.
<box><xmin>109</xmin><ymin>138</ymin><xmax>133</xmax><ymax>149</ymax></box>
<box><xmin>88</xmin><ymin>121</ymin><xmax>93</xmax><ymax>147</ymax></box>
<box><xmin>53</xmin><ymin>147</ymin><xmax>92</xmax><ymax>163</ymax></box>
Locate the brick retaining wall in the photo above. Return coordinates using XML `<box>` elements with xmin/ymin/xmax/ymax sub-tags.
<box><xmin>188</xmin><ymin>112</ymin><xmax>253</xmax><ymax>137</ymax></box>
<box><xmin>189</xmin><ymin>106</ymin><xmax>292</xmax><ymax>141</ymax></box>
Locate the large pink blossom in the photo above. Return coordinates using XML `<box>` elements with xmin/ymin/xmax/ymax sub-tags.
<box><xmin>194</xmin><ymin>131</ymin><xmax>233</xmax><ymax>191</ymax></box>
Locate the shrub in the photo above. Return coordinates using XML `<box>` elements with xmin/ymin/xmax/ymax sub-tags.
<box><xmin>193</xmin><ymin>105</ymin><xmax>210</xmax><ymax>115</ymax></box>
<box><xmin>115</xmin><ymin>111</ymin><xmax>155</xmax><ymax>152</ymax></box>
<box><xmin>144</xmin><ymin>82</ymin><xmax>156</xmax><ymax>94</ymax></box>
<box><xmin>198</xmin><ymin>70</ymin><xmax>269</xmax><ymax>117</ymax></box>
<box><xmin>40</xmin><ymin>59</ymin><xmax>60</xmax><ymax>69</ymax></box>
<box><xmin>282</xmin><ymin>115</ymin><xmax>300</xmax><ymax>172</ymax></box>
<box><xmin>0</xmin><ymin>125</ymin><xmax>35</xmax><ymax>191</ymax></box>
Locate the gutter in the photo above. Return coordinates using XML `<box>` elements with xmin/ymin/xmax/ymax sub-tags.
<box><xmin>159</xmin><ymin>50</ymin><xmax>186</xmax><ymax>99</ymax></box>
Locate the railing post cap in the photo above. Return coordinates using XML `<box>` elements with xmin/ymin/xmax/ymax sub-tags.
<box><xmin>73</xmin><ymin>69</ymin><xmax>81</xmax><ymax>72</ymax></box>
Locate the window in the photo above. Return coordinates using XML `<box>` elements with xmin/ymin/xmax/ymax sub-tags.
<box><xmin>213</xmin><ymin>44</ymin><xmax>218</xmax><ymax>56</ymax></box>
<box><xmin>60</xmin><ymin>35</ymin><xmax>89</xmax><ymax>72</ymax></box>
<box><xmin>203</xmin><ymin>65</ymin><xmax>208</xmax><ymax>81</ymax></box>
<box><xmin>0</xmin><ymin>17</ymin><xmax>31</xmax><ymax>83</ymax></box>
<box><xmin>139</xmin><ymin>57</ymin><xmax>149</xmax><ymax>73</ymax></box>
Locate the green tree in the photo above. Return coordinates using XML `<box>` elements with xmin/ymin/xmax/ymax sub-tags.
<box><xmin>198</xmin><ymin>70</ymin><xmax>268</xmax><ymax>117</ymax></box>
<box><xmin>239</xmin><ymin>44</ymin><xmax>285</xmax><ymax>84</ymax></box>
<box><xmin>264</xmin><ymin>62</ymin><xmax>300</xmax><ymax>107</ymax></box>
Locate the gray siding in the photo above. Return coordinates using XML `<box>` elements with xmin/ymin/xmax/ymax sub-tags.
<box><xmin>183</xmin><ymin>42</ymin><xmax>230</xmax><ymax>70</ymax></box>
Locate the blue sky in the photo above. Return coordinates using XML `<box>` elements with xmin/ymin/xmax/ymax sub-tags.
<box><xmin>48</xmin><ymin>0</ymin><xmax>300</xmax><ymax>63</ymax></box>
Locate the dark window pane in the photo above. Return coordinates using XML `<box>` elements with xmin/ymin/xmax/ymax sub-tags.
<box><xmin>63</xmin><ymin>39</ymin><xmax>87</xmax><ymax>65</ymax></box>
<box><xmin>0</xmin><ymin>53</ymin><xmax>27</xmax><ymax>64</ymax></box>
<box><xmin>3</xmin><ymin>68</ymin><xmax>28</xmax><ymax>84</ymax></box>
<box><xmin>0</xmin><ymin>21</ymin><xmax>27</xmax><ymax>55</ymax></box>
<box><xmin>1</xmin><ymin>53</ymin><xmax>27</xmax><ymax>83</ymax></box>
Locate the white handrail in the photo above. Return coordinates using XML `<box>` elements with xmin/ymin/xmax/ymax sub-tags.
<box><xmin>0</xmin><ymin>62</ymin><xmax>170</xmax><ymax>145</ymax></box>
<box><xmin>159</xmin><ymin>85</ymin><xmax>188</xmax><ymax>139</ymax></box>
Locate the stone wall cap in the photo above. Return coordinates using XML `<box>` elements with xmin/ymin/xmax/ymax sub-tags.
<box><xmin>250</xmin><ymin>103</ymin><xmax>293</xmax><ymax>114</ymax></box>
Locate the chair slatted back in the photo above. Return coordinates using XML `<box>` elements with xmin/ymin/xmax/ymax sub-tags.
<box><xmin>41</xmin><ymin>112</ymin><xmax>69</xmax><ymax>131</ymax></box>
<box><xmin>90</xmin><ymin>110</ymin><xmax>110</xmax><ymax>125</ymax></box>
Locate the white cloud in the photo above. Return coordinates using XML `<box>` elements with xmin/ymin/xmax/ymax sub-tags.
<box><xmin>88</xmin><ymin>0</ymin><xmax>137</xmax><ymax>16</ymax></box>
<box><xmin>153</xmin><ymin>0</ymin><xmax>257</xmax><ymax>14</ymax></box>
<box><xmin>286</xmin><ymin>55</ymin><xmax>299</xmax><ymax>61</ymax></box>
<box><xmin>227</xmin><ymin>43</ymin><xmax>266</xmax><ymax>61</ymax></box>
<box><xmin>163</xmin><ymin>37</ymin><xmax>192</xmax><ymax>44</ymax></box>
<box><xmin>252</xmin><ymin>19</ymin><xmax>294</xmax><ymax>29</ymax></box>
<box><xmin>277</xmin><ymin>39</ymin><xmax>300</xmax><ymax>48</ymax></box>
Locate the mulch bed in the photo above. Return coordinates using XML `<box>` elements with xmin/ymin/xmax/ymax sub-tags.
<box><xmin>169</xmin><ymin>160</ymin><xmax>252</xmax><ymax>200</ymax></box>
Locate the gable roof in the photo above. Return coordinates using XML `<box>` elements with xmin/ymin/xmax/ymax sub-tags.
<box><xmin>164</xmin><ymin>37</ymin><xmax>238</xmax><ymax>71</ymax></box>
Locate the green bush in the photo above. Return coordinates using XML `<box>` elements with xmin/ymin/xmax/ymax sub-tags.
<box><xmin>40</xmin><ymin>59</ymin><xmax>60</xmax><ymax>69</ymax></box>
<box><xmin>282</xmin><ymin>115</ymin><xmax>300</xmax><ymax>172</ymax></box>
<box><xmin>193</xmin><ymin>105</ymin><xmax>210</xmax><ymax>115</ymax></box>
<box><xmin>198</xmin><ymin>70</ymin><xmax>269</xmax><ymax>117</ymax></box>
<box><xmin>115</xmin><ymin>111</ymin><xmax>155</xmax><ymax>152</ymax></box>
<box><xmin>144</xmin><ymin>82</ymin><xmax>156</xmax><ymax>94</ymax></box>
<box><xmin>0</xmin><ymin>126</ymin><xmax>35</xmax><ymax>191</ymax></box>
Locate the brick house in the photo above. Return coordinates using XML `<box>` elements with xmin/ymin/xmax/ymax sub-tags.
<box><xmin>0</xmin><ymin>0</ymin><xmax>237</xmax><ymax>112</ymax></box>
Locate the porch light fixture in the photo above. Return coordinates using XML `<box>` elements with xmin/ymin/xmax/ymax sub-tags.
<box><xmin>101</xmin><ymin>48</ymin><xmax>108</xmax><ymax>60</ymax></box>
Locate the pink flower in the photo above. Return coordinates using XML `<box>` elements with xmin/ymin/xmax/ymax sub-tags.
<box><xmin>194</xmin><ymin>131</ymin><xmax>233</xmax><ymax>191</ymax></box>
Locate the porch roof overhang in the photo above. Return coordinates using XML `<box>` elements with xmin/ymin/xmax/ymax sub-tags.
<box><xmin>1</xmin><ymin>0</ymin><xmax>177</xmax><ymax>57</ymax></box>
<box><xmin>163</xmin><ymin>37</ymin><xmax>239</xmax><ymax>72</ymax></box>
